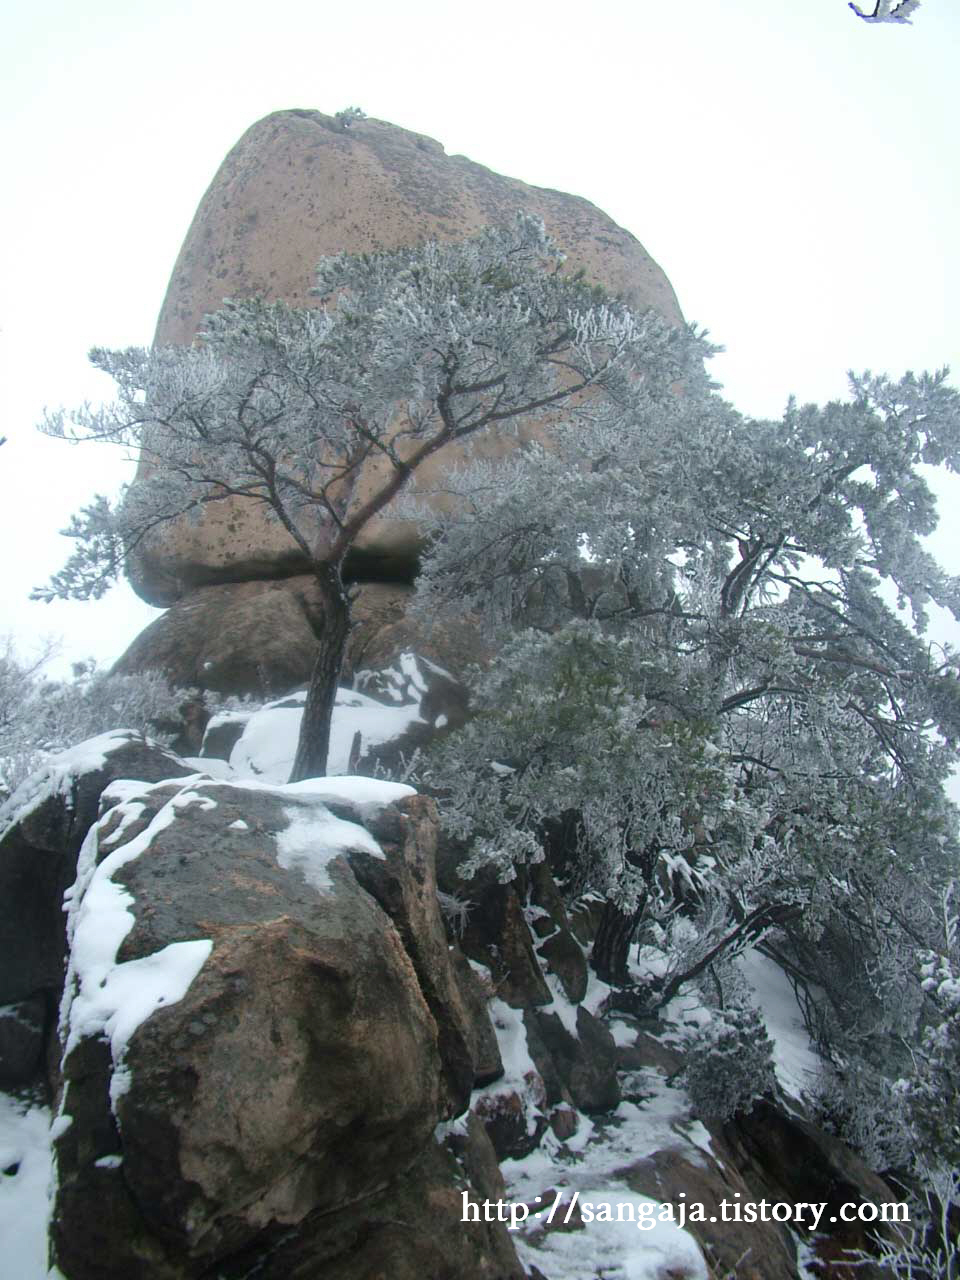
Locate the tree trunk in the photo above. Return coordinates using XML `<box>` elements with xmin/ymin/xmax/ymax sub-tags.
<box><xmin>289</xmin><ymin>563</ymin><xmax>351</xmax><ymax>782</ymax></box>
<box><xmin>591</xmin><ymin>899</ymin><xmax>642</xmax><ymax>986</ymax></box>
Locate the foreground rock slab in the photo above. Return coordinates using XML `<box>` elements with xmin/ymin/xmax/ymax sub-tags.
<box><xmin>49</xmin><ymin>772</ymin><xmax>515</xmax><ymax>1279</ymax></box>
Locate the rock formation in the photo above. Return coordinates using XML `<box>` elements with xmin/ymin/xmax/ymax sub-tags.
<box><xmin>0</xmin><ymin>733</ymin><xmax>195</xmax><ymax>1089</ymax></box>
<box><xmin>2</xmin><ymin>110</ymin><xmax>910</xmax><ymax>1280</ymax></box>
<box><xmin>116</xmin><ymin>108</ymin><xmax>684</xmax><ymax>695</ymax></box>
<box><xmin>0</xmin><ymin>726</ymin><xmax>903</xmax><ymax>1279</ymax></box>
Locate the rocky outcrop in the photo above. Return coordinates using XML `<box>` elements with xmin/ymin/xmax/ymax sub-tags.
<box><xmin>0</xmin><ymin>996</ymin><xmax>46</xmax><ymax>1088</ymax></box>
<box><xmin>436</xmin><ymin>844</ymin><xmax>556</xmax><ymax>1009</ymax></box>
<box><xmin>716</xmin><ymin>1101</ymin><xmax>905</xmax><ymax>1275</ymax></box>
<box><xmin>111</xmin><ymin>108</ymin><xmax>685</xmax><ymax>699</ymax></box>
<box><xmin>0</xmin><ymin>734</ymin><xmax>904</xmax><ymax>1279</ymax></box>
<box><xmin>0</xmin><ymin>733</ymin><xmax>193</xmax><ymax>1088</ymax></box>
<box><xmin>46</xmin><ymin>767</ymin><xmax>516</xmax><ymax>1278</ymax></box>
<box><xmin>621</xmin><ymin>1148</ymin><xmax>798</xmax><ymax>1280</ymax></box>
<box><xmin>113</xmin><ymin>574</ymin><xmax>494</xmax><ymax>700</ymax></box>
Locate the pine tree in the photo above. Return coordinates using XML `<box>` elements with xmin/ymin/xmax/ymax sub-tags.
<box><xmin>36</xmin><ymin>215</ymin><xmax>703</xmax><ymax>779</ymax></box>
<box><xmin>415</xmin><ymin>364</ymin><xmax>960</xmax><ymax>1006</ymax></box>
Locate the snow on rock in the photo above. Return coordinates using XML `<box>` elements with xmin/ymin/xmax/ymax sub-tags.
<box><xmin>227</xmin><ymin>688</ymin><xmax>425</xmax><ymax>783</ymax></box>
<box><xmin>356</xmin><ymin>650</ymin><xmax>430</xmax><ymax>704</ymax></box>
<box><xmin>0</xmin><ymin>1094</ymin><xmax>55</xmax><ymax>1280</ymax></box>
<box><xmin>49</xmin><ymin>769</ymin><xmax>451</xmax><ymax>1279</ymax></box>
<box><xmin>481</xmin><ymin>999</ymin><xmax>540</xmax><ymax>1100</ymax></box>
<box><xmin>60</xmin><ymin>770</ymin><xmax>412</xmax><ymax>1089</ymax></box>
<box><xmin>182</xmin><ymin>755</ymin><xmax>234</xmax><ymax>780</ymax></box>
<box><xmin>276</xmin><ymin>805</ymin><xmax>384</xmax><ymax>894</ymax></box>
<box><xmin>203</xmin><ymin>710</ymin><xmax>251</xmax><ymax>732</ymax></box>
<box><xmin>280</xmin><ymin>775</ymin><xmax>416</xmax><ymax>819</ymax></box>
<box><xmin>0</xmin><ymin>731</ymin><xmax>175</xmax><ymax>842</ymax></box>
<box><xmin>59</xmin><ymin>769</ymin><xmax>409</xmax><ymax>1081</ymax></box>
<box><xmin>60</xmin><ymin>781</ymin><xmax>214</xmax><ymax>1107</ymax></box>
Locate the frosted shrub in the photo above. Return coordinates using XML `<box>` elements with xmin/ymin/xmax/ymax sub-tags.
<box><xmin>436</xmin><ymin>889</ymin><xmax>472</xmax><ymax>938</ymax></box>
<box><xmin>683</xmin><ymin>1004</ymin><xmax>777</xmax><ymax>1123</ymax></box>
<box><xmin>814</xmin><ymin>1059</ymin><xmax>913</xmax><ymax>1173</ymax></box>
<box><xmin>0</xmin><ymin>648</ymin><xmax>190</xmax><ymax>795</ymax></box>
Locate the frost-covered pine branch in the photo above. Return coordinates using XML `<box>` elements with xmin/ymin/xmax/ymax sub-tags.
<box><xmin>0</xmin><ymin>643</ymin><xmax>188</xmax><ymax>796</ymax></box>
<box><xmin>849</xmin><ymin>0</ymin><xmax>921</xmax><ymax>24</ymax></box>
<box><xmin>39</xmin><ymin>213</ymin><xmax>691</xmax><ymax>781</ymax></box>
<box><xmin>416</xmin><ymin>360</ymin><xmax>960</xmax><ymax>1069</ymax></box>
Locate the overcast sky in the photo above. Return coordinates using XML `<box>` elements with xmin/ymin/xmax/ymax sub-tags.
<box><xmin>1</xmin><ymin>0</ymin><xmax>958</xmax><ymax>678</ymax></box>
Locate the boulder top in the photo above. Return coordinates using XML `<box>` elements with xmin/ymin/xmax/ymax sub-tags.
<box><xmin>155</xmin><ymin>107</ymin><xmax>684</xmax><ymax>347</ymax></box>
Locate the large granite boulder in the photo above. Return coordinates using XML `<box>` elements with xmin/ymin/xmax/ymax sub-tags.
<box><xmin>49</xmin><ymin>770</ymin><xmax>514</xmax><ymax>1278</ymax></box>
<box><xmin>130</xmin><ymin>108</ymin><xmax>684</xmax><ymax>607</ymax></box>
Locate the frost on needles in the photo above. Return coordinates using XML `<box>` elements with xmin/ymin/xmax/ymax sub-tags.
<box><xmin>35</xmin><ymin>212</ymin><xmax>708</xmax><ymax>782</ymax></box>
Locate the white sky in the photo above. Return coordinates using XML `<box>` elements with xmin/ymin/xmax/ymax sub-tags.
<box><xmin>1</xmin><ymin>0</ymin><xmax>958</xmax><ymax>677</ymax></box>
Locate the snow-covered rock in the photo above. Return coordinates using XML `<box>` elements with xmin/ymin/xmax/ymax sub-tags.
<box><xmin>0</xmin><ymin>733</ymin><xmax>194</xmax><ymax>1088</ymax></box>
<box><xmin>49</xmin><ymin>772</ymin><xmax>513</xmax><ymax>1280</ymax></box>
<box><xmin>220</xmin><ymin>686</ymin><xmax>426</xmax><ymax>783</ymax></box>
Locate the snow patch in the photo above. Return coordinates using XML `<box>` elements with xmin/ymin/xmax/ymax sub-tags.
<box><xmin>227</xmin><ymin>687</ymin><xmax>425</xmax><ymax>783</ymax></box>
<box><xmin>0</xmin><ymin>731</ymin><xmax>171</xmax><ymax>841</ymax></box>
<box><xmin>514</xmin><ymin>1186</ymin><xmax>707</xmax><ymax>1280</ymax></box>
<box><xmin>59</xmin><ymin>783</ymin><xmax>214</xmax><ymax>1108</ymax></box>
<box><xmin>505</xmin><ymin>1087</ymin><xmax>711</xmax><ymax>1280</ymax></box>
<box><xmin>182</xmin><ymin>755</ymin><xmax>234</xmax><ymax>780</ymax></box>
<box><xmin>281</xmin><ymin>775</ymin><xmax>415</xmax><ymax>818</ymax></box>
<box><xmin>276</xmin><ymin>803</ymin><xmax>384</xmax><ymax>894</ymax></box>
<box><xmin>480</xmin><ymin>999</ymin><xmax>540</xmax><ymax>1096</ymax></box>
<box><xmin>0</xmin><ymin>1094</ymin><xmax>55</xmax><ymax>1280</ymax></box>
<box><xmin>737</xmin><ymin>948</ymin><xmax>820</xmax><ymax>1101</ymax></box>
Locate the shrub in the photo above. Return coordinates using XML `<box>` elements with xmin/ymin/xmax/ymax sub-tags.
<box><xmin>683</xmin><ymin>1003</ymin><xmax>777</xmax><ymax>1123</ymax></box>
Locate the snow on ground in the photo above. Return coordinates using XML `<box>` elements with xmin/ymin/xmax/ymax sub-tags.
<box><xmin>632</xmin><ymin>935</ymin><xmax>821</xmax><ymax>1106</ymax></box>
<box><xmin>737</xmin><ymin>948</ymin><xmax>820</xmax><ymax>1102</ymax></box>
<box><xmin>515</xmin><ymin>1187</ymin><xmax>707</xmax><ymax>1280</ymax></box>
<box><xmin>0</xmin><ymin>1094</ymin><xmax>54</xmax><ymax>1280</ymax></box>
<box><xmin>483</xmin><ymin>961</ymin><xmax>711</xmax><ymax>1279</ymax></box>
<box><xmin>504</xmin><ymin>1069</ymin><xmax>712</xmax><ymax>1279</ymax></box>
<box><xmin>503</xmin><ymin>1071</ymin><xmax>710</xmax><ymax>1208</ymax></box>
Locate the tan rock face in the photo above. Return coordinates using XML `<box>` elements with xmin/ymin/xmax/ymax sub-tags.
<box><xmin>132</xmin><ymin>108</ymin><xmax>684</xmax><ymax>605</ymax></box>
<box><xmin>113</xmin><ymin>575</ymin><xmax>494</xmax><ymax>697</ymax></box>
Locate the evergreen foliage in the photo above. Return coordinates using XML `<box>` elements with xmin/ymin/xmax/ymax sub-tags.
<box><xmin>683</xmin><ymin>1003</ymin><xmax>777</xmax><ymax>1123</ymax></box>
<box><xmin>0</xmin><ymin>642</ymin><xmax>187</xmax><ymax>795</ymax></box>
<box><xmin>36</xmin><ymin>214</ymin><xmax>699</xmax><ymax>780</ymax></box>
<box><xmin>414</xmin><ymin>349</ymin><xmax>960</xmax><ymax>1208</ymax></box>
